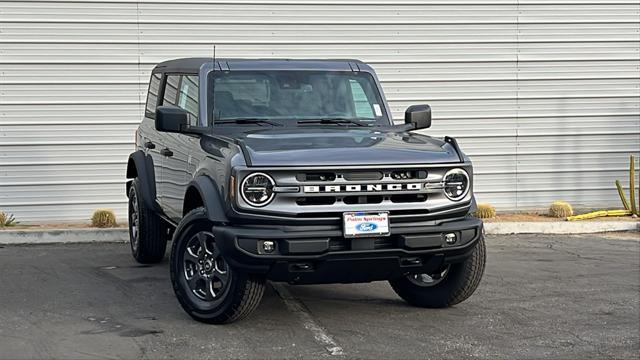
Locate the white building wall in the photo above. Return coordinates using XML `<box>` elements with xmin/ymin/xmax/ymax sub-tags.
<box><xmin>1</xmin><ymin>0</ymin><xmax>639</xmax><ymax>221</ymax></box>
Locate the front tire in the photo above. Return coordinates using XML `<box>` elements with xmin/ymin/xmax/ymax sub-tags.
<box><xmin>390</xmin><ymin>235</ymin><xmax>486</xmax><ymax>308</ymax></box>
<box><xmin>128</xmin><ymin>178</ymin><xmax>168</xmax><ymax>264</ymax></box>
<box><xmin>170</xmin><ymin>208</ymin><xmax>265</xmax><ymax>324</ymax></box>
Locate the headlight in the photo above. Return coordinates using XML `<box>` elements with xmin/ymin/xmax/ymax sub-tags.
<box><xmin>240</xmin><ymin>172</ymin><xmax>275</xmax><ymax>207</ymax></box>
<box><xmin>443</xmin><ymin>168</ymin><xmax>470</xmax><ymax>201</ymax></box>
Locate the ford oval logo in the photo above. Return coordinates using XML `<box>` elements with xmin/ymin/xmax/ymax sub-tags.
<box><xmin>356</xmin><ymin>222</ymin><xmax>378</xmax><ymax>232</ymax></box>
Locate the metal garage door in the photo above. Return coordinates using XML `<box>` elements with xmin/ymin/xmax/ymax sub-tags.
<box><xmin>1</xmin><ymin>0</ymin><xmax>639</xmax><ymax>221</ymax></box>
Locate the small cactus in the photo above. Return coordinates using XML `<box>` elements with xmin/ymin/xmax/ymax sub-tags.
<box><xmin>616</xmin><ymin>180</ymin><xmax>630</xmax><ymax>211</ymax></box>
<box><xmin>549</xmin><ymin>201</ymin><xmax>573</xmax><ymax>218</ymax></box>
<box><xmin>474</xmin><ymin>203</ymin><xmax>496</xmax><ymax>219</ymax></box>
<box><xmin>630</xmin><ymin>155</ymin><xmax>637</xmax><ymax>216</ymax></box>
<box><xmin>615</xmin><ymin>155</ymin><xmax>639</xmax><ymax>216</ymax></box>
<box><xmin>0</xmin><ymin>212</ymin><xmax>18</xmax><ymax>228</ymax></box>
<box><xmin>91</xmin><ymin>209</ymin><xmax>117</xmax><ymax>228</ymax></box>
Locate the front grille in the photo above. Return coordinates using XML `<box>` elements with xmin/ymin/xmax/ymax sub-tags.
<box><xmin>342</xmin><ymin>195</ymin><xmax>384</xmax><ymax>205</ymax></box>
<box><xmin>296</xmin><ymin>197</ymin><xmax>336</xmax><ymax>206</ymax></box>
<box><xmin>343</xmin><ymin>171</ymin><xmax>383</xmax><ymax>181</ymax></box>
<box><xmin>390</xmin><ymin>194</ymin><xmax>427</xmax><ymax>203</ymax></box>
<box><xmin>234</xmin><ymin>165</ymin><xmax>472</xmax><ymax>220</ymax></box>
<box><xmin>286</xmin><ymin>168</ymin><xmax>437</xmax><ymax>211</ymax></box>
<box><xmin>297</xmin><ymin>172</ymin><xmax>336</xmax><ymax>182</ymax></box>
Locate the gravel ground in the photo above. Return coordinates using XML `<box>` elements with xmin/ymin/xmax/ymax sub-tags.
<box><xmin>0</xmin><ymin>233</ymin><xmax>637</xmax><ymax>359</ymax></box>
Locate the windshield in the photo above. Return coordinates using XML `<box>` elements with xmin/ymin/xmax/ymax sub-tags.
<box><xmin>207</xmin><ymin>71</ymin><xmax>390</xmax><ymax>126</ymax></box>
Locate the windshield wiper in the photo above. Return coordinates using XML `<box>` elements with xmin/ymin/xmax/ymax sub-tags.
<box><xmin>297</xmin><ymin>117</ymin><xmax>368</xmax><ymax>127</ymax></box>
<box><xmin>215</xmin><ymin>118</ymin><xmax>283</xmax><ymax>126</ymax></box>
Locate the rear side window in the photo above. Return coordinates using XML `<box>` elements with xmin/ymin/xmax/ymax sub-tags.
<box><xmin>145</xmin><ymin>73</ymin><xmax>161</xmax><ymax>118</ymax></box>
<box><xmin>177</xmin><ymin>75</ymin><xmax>199</xmax><ymax>125</ymax></box>
<box><xmin>162</xmin><ymin>75</ymin><xmax>180</xmax><ymax>106</ymax></box>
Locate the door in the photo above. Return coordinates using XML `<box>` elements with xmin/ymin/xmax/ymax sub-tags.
<box><xmin>141</xmin><ymin>72</ymin><xmax>164</xmax><ymax>206</ymax></box>
<box><xmin>159</xmin><ymin>74</ymin><xmax>200</xmax><ymax>221</ymax></box>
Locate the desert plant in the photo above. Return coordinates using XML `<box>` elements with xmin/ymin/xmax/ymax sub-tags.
<box><xmin>630</xmin><ymin>155</ymin><xmax>637</xmax><ymax>216</ymax></box>
<box><xmin>614</xmin><ymin>155</ymin><xmax>639</xmax><ymax>216</ymax></box>
<box><xmin>549</xmin><ymin>201</ymin><xmax>573</xmax><ymax>218</ymax></box>
<box><xmin>474</xmin><ymin>203</ymin><xmax>496</xmax><ymax>219</ymax></box>
<box><xmin>616</xmin><ymin>180</ymin><xmax>630</xmax><ymax>211</ymax></box>
<box><xmin>91</xmin><ymin>209</ymin><xmax>117</xmax><ymax>228</ymax></box>
<box><xmin>0</xmin><ymin>212</ymin><xmax>18</xmax><ymax>228</ymax></box>
<box><xmin>567</xmin><ymin>209</ymin><xmax>631</xmax><ymax>221</ymax></box>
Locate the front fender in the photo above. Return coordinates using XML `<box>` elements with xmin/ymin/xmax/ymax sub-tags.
<box><xmin>468</xmin><ymin>195</ymin><xmax>478</xmax><ymax>214</ymax></box>
<box><xmin>189</xmin><ymin>176</ymin><xmax>229</xmax><ymax>224</ymax></box>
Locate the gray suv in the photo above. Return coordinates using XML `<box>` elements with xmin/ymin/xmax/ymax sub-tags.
<box><xmin>126</xmin><ymin>58</ymin><xmax>485</xmax><ymax>324</ymax></box>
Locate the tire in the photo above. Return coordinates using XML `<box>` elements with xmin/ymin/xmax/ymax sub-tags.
<box><xmin>389</xmin><ymin>235</ymin><xmax>486</xmax><ymax>308</ymax></box>
<box><xmin>128</xmin><ymin>178</ymin><xmax>168</xmax><ymax>264</ymax></box>
<box><xmin>170</xmin><ymin>208</ymin><xmax>265</xmax><ymax>324</ymax></box>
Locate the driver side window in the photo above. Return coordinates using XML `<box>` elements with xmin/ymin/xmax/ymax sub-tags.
<box><xmin>177</xmin><ymin>75</ymin><xmax>199</xmax><ymax>126</ymax></box>
<box><xmin>162</xmin><ymin>75</ymin><xmax>179</xmax><ymax>106</ymax></box>
<box><xmin>162</xmin><ymin>74</ymin><xmax>199</xmax><ymax>126</ymax></box>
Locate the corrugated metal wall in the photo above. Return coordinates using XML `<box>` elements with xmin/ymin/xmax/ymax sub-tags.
<box><xmin>1</xmin><ymin>0</ymin><xmax>639</xmax><ymax>222</ymax></box>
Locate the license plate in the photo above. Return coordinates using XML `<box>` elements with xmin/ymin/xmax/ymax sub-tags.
<box><xmin>343</xmin><ymin>212</ymin><xmax>390</xmax><ymax>238</ymax></box>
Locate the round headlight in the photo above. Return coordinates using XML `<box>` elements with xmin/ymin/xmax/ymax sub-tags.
<box><xmin>443</xmin><ymin>168</ymin><xmax>470</xmax><ymax>201</ymax></box>
<box><xmin>241</xmin><ymin>173</ymin><xmax>275</xmax><ymax>207</ymax></box>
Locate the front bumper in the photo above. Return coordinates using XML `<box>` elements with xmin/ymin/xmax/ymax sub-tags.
<box><xmin>213</xmin><ymin>217</ymin><xmax>483</xmax><ymax>284</ymax></box>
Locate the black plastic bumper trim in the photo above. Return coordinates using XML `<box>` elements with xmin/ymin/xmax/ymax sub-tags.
<box><xmin>212</xmin><ymin>217</ymin><xmax>483</xmax><ymax>283</ymax></box>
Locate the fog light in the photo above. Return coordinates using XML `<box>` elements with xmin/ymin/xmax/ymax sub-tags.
<box><xmin>444</xmin><ymin>233</ymin><xmax>457</xmax><ymax>245</ymax></box>
<box><xmin>262</xmin><ymin>240</ymin><xmax>276</xmax><ymax>253</ymax></box>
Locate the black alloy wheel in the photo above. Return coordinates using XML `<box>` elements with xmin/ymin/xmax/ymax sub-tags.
<box><xmin>170</xmin><ymin>207</ymin><xmax>265</xmax><ymax>324</ymax></box>
<box><xmin>127</xmin><ymin>179</ymin><xmax>167</xmax><ymax>263</ymax></box>
<box><xmin>128</xmin><ymin>188</ymin><xmax>140</xmax><ymax>252</ymax></box>
<box><xmin>181</xmin><ymin>231</ymin><xmax>231</xmax><ymax>305</ymax></box>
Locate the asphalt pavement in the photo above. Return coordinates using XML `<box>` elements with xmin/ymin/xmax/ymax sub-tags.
<box><xmin>0</xmin><ymin>233</ymin><xmax>638</xmax><ymax>359</ymax></box>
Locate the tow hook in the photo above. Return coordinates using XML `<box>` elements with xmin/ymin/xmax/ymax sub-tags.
<box><xmin>400</xmin><ymin>257</ymin><xmax>422</xmax><ymax>267</ymax></box>
<box><xmin>289</xmin><ymin>262</ymin><xmax>314</xmax><ymax>272</ymax></box>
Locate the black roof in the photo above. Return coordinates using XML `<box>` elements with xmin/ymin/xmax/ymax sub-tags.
<box><xmin>153</xmin><ymin>57</ymin><xmax>373</xmax><ymax>73</ymax></box>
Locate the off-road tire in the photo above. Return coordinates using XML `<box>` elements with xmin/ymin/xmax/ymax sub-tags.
<box><xmin>390</xmin><ymin>235</ymin><xmax>486</xmax><ymax>308</ymax></box>
<box><xmin>170</xmin><ymin>208</ymin><xmax>265</xmax><ymax>324</ymax></box>
<box><xmin>128</xmin><ymin>178</ymin><xmax>168</xmax><ymax>263</ymax></box>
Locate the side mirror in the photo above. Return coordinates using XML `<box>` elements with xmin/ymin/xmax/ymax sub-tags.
<box><xmin>155</xmin><ymin>106</ymin><xmax>189</xmax><ymax>133</ymax></box>
<box><xmin>404</xmin><ymin>104</ymin><xmax>431</xmax><ymax>130</ymax></box>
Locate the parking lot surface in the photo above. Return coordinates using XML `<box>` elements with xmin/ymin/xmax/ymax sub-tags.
<box><xmin>0</xmin><ymin>233</ymin><xmax>638</xmax><ymax>359</ymax></box>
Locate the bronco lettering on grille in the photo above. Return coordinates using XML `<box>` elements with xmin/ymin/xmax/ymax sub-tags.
<box><xmin>303</xmin><ymin>183</ymin><xmax>424</xmax><ymax>193</ymax></box>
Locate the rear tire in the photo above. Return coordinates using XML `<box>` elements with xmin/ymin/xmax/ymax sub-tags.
<box><xmin>390</xmin><ymin>235</ymin><xmax>486</xmax><ymax>308</ymax></box>
<box><xmin>170</xmin><ymin>208</ymin><xmax>265</xmax><ymax>324</ymax></box>
<box><xmin>128</xmin><ymin>178</ymin><xmax>168</xmax><ymax>264</ymax></box>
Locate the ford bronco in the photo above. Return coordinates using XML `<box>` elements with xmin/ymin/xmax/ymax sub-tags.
<box><xmin>126</xmin><ymin>58</ymin><xmax>485</xmax><ymax>324</ymax></box>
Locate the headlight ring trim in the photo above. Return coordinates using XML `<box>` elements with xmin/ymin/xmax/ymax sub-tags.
<box><xmin>240</xmin><ymin>172</ymin><xmax>276</xmax><ymax>207</ymax></box>
<box><xmin>442</xmin><ymin>168</ymin><xmax>470</xmax><ymax>201</ymax></box>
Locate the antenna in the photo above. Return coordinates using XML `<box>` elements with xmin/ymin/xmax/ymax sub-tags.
<box><xmin>211</xmin><ymin>44</ymin><xmax>216</xmax><ymax>128</ymax></box>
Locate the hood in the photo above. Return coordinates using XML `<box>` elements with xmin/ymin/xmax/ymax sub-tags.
<box><xmin>233</xmin><ymin>127</ymin><xmax>461</xmax><ymax>167</ymax></box>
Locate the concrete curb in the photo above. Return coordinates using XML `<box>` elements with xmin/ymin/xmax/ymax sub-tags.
<box><xmin>0</xmin><ymin>228</ymin><xmax>129</xmax><ymax>245</ymax></box>
<box><xmin>0</xmin><ymin>222</ymin><xmax>637</xmax><ymax>245</ymax></box>
<box><xmin>484</xmin><ymin>221</ymin><xmax>639</xmax><ymax>235</ymax></box>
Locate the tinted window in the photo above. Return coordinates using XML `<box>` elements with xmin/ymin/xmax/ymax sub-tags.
<box><xmin>208</xmin><ymin>71</ymin><xmax>389</xmax><ymax>126</ymax></box>
<box><xmin>162</xmin><ymin>75</ymin><xmax>179</xmax><ymax>106</ymax></box>
<box><xmin>349</xmin><ymin>79</ymin><xmax>375</xmax><ymax>118</ymax></box>
<box><xmin>177</xmin><ymin>75</ymin><xmax>199</xmax><ymax>125</ymax></box>
<box><xmin>145</xmin><ymin>73</ymin><xmax>161</xmax><ymax>118</ymax></box>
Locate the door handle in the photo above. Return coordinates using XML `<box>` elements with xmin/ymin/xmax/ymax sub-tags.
<box><xmin>160</xmin><ymin>148</ymin><xmax>174</xmax><ymax>157</ymax></box>
<box><xmin>144</xmin><ymin>141</ymin><xmax>155</xmax><ymax>149</ymax></box>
